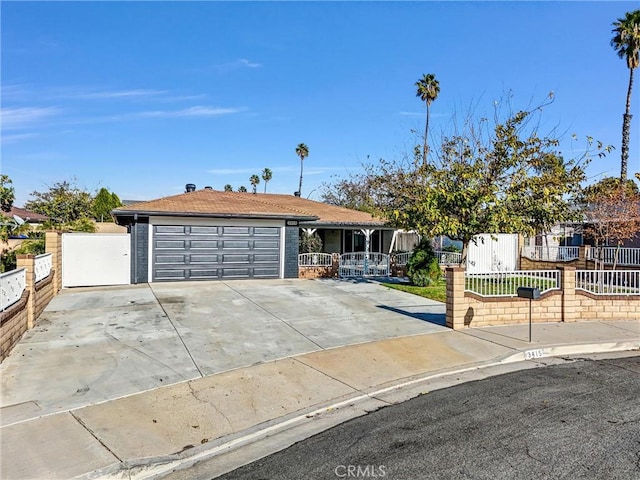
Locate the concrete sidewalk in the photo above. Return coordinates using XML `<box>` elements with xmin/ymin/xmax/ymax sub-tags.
<box><xmin>1</xmin><ymin>319</ymin><xmax>637</xmax><ymax>480</ymax></box>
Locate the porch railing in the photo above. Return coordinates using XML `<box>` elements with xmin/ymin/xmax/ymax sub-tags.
<box><xmin>587</xmin><ymin>247</ymin><xmax>640</xmax><ymax>266</ymax></box>
<box><xmin>394</xmin><ymin>252</ymin><xmax>411</xmax><ymax>266</ymax></box>
<box><xmin>339</xmin><ymin>253</ymin><xmax>390</xmax><ymax>277</ymax></box>
<box><xmin>522</xmin><ymin>246</ymin><xmax>579</xmax><ymax>262</ymax></box>
<box><xmin>34</xmin><ymin>253</ymin><xmax>53</xmax><ymax>283</ymax></box>
<box><xmin>298</xmin><ymin>253</ymin><xmax>333</xmax><ymax>267</ymax></box>
<box><xmin>465</xmin><ymin>270</ymin><xmax>560</xmax><ymax>297</ymax></box>
<box><xmin>434</xmin><ymin>250</ymin><xmax>463</xmax><ymax>266</ymax></box>
<box><xmin>1</xmin><ymin>268</ymin><xmax>26</xmax><ymax>311</ymax></box>
<box><xmin>575</xmin><ymin>270</ymin><xmax>640</xmax><ymax>295</ymax></box>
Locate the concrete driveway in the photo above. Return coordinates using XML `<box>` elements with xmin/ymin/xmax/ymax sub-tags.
<box><xmin>0</xmin><ymin>279</ymin><xmax>445</xmax><ymax>426</ymax></box>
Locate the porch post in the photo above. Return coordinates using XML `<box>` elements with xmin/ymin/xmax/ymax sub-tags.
<box><xmin>361</xmin><ymin>229</ymin><xmax>374</xmax><ymax>275</ymax></box>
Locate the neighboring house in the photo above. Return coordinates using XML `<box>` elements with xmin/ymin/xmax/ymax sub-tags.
<box><xmin>8</xmin><ymin>207</ymin><xmax>49</xmax><ymax>228</ymax></box>
<box><xmin>112</xmin><ymin>187</ymin><xmax>394</xmax><ymax>283</ymax></box>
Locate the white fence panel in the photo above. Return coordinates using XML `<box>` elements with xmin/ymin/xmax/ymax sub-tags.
<box><xmin>34</xmin><ymin>253</ymin><xmax>53</xmax><ymax>283</ymax></box>
<box><xmin>298</xmin><ymin>253</ymin><xmax>333</xmax><ymax>267</ymax></box>
<box><xmin>522</xmin><ymin>246</ymin><xmax>579</xmax><ymax>262</ymax></box>
<box><xmin>575</xmin><ymin>270</ymin><xmax>640</xmax><ymax>295</ymax></box>
<box><xmin>466</xmin><ymin>234</ymin><xmax>518</xmax><ymax>273</ymax></box>
<box><xmin>588</xmin><ymin>247</ymin><xmax>640</xmax><ymax>266</ymax></box>
<box><xmin>62</xmin><ymin>233</ymin><xmax>130</xmax><ymax>288</ymax></box>
<box><xmin>435</xmin><ymin>250</ymin><xmax>463</xmax><ymax>266</ymax></box>
<box><xmin>465</xmin><ymin>270</ymin><xmax>560</xmax><ymax>297</ymax></box>
<box><xmin>339</xmin><ymin>253</ymin><xmax>390</xmax><ymax>277</ymax></box>
<box><xmin>1</xmin><ymin>268</ymin><xmax>26</xmax><ymax>310</ymax></box>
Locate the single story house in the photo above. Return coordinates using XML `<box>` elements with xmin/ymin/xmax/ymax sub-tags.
<box><xmin>8</xmin><ymin>207</ymin><xmax>49</xmax><ymax>227</ymax></box>
<box><xmin>112</xmin><ymin>187</ymin><xmax>394</xmax><ymax>283</ymax></box>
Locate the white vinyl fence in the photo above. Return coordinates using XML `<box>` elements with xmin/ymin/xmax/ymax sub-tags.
<box><xmin>465</xmin><ymin>270</ymin><xmax>560</xmax><ymax>297</ymax></box>
<box><xmin>587</xmin><ymin>247</ymin><xmax>640</xmax><ymax>266</ymax></box>
<box><xmin>1</xmin><ymin>268</ymin><xmax>26</xmax><ymax>311</ymax></box>
<box><xmin>575</xmin><ymin>270</ymin><xmax>640</xmax><ymax>295</ymax></box>
<box><xmin>34</xmin><ymin>253</ymin><xmax>53</xmax><ymax>283</ymax></box>
<box><xmin>466</xmin><ymin>234</ymin><xmax>518</xmax><ymax>273</ymax></box>
<box><xmin>522</xmin><ymin>246</ymin><xmax>579</xmax><ymax>262</ymax></box>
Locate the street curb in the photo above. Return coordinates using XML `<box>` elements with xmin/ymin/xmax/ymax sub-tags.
<box><xmin>83</xmin><ymin>341</ymin><xmax>639</xmax><ymax>480</ymax></box>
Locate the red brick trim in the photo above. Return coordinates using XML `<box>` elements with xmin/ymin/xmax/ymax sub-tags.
<box><xmin>0</xmin><ymin>291</ymin><xmax>30</xmax><ymax>326</ymax></box>
<box><xmin>34</xmin><ymin>271</ymin><xmax>54</xmax><ymax>292</ymax></box>
<box><xmin>575</xmin><ymin>290</ymin><xmax>640</xmax><ymax>301</ymax></box>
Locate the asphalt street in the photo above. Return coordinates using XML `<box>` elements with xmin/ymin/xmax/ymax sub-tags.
<box><xmin>208</xmin><ymin>355</ymin><xmax>640</xmax><ymax>480</ymax></box>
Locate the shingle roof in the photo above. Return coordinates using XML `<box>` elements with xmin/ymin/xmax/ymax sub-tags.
<box><xmin>9</xmin><ymin>207</ymin><xmax>49</xmax><ymax>222</ymax></box>
<box><xmin>112</xmin><ymin>189</ymin><xmax>387</xmax><ymax>226</ymax></box>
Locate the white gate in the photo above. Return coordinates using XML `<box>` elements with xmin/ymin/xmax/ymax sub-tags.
<box><xmin>339</xmin><ymin>253</ymin><xmax>390</xmax><ymax>277</ymax></box>
<box><xmin>62</xmin><ymin>233</ymin><xmax>131</xmax><ymax>287</ymax></box>
<box><xmin>466</xmin><ymin>234</ymin><xmax>518</xmax><ymax>273</ymax></box>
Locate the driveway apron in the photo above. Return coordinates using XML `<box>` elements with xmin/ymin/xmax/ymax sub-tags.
<box><xmin>0</xmin><ymin>279</ymin><xmax>445</xmax><ymax>426</ymax></box>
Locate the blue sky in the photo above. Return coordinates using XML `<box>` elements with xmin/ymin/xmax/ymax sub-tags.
<box><xmin>2</xmin><ymin>1</ymin><xmax>639</xmax><ymax>206</ymax></box>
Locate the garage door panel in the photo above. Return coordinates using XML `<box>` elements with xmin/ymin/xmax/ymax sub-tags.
<box><xmin>254</xmin><ymin>254</ymin><xmax>279</xmax><ymax>263</ymax></box>
<box><xmin>155</xmin><ymin>254</ymin><xmax>186</xmax><ymax>264</ymax></box>
<box><xmin>190</xmin><ymin>226</ymin><xmax>219</xmax><ymax>235</ymax></box>
<box><xmin>190</xmin><ymin>240</ymin><xmax>218</xmax><ymax>249</ymax></box>
<box><xmin>156</xmin><ymin>240</ymin><xmax>186</xmax><ymax>249</ymax></box>
<box><xmin>152</xmin><ymin>224</ymin><xmax>280</xmax><ymax>281</ymax></box>
<box><xmin>155</xmin><ymin>226</ymin><xmax>186</xmax><ymax>234</ymax></box>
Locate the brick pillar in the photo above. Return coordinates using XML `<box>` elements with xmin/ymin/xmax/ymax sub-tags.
<box><xmin>558</xmin><ymin>266</ymin><xmax>578</xmax><ymax>322</ymax></box>
<box><xmin>581</xmin><ymin>245</ymin><xmax>591</xmax><ymax>270</ymax></box>
<box><xmin>16</xmin><ymin>254</ymin><xmax>36</xmax><ymax>329</ymax></box>
<box><xmin>45</xmin><ymin>231</ymin><xmax>62</xmax><ymax>293</ymax></box>
<box><xmin>446</xmin><ymin>267</ymin><xmax>467</xmax><ymax>329</ymax></box>
<box><xmin>332</xmin><ymin>253</ymin><xmax>340</xmax><ymax>278</ymax></box>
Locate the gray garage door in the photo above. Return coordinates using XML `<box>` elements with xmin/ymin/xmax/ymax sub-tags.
<box><xmin>153</xmin><ymin>225</ymin><xmax>280</xmax><ymax>281</ymax></box>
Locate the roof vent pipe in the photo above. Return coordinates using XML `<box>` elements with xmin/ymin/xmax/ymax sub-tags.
<box><xmin>185</xmin><ymin>184</ymin><xmax>196</xmax><ymax>192</ymax></box>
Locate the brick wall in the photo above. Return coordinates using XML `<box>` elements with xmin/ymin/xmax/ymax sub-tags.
<box><xmin>446</xmin><ymin>266</ymin><xmax>640</xmax><ymax>329</ymax></box>
<box><xmin>0</xmin><ymin>232</ymin><xmax>62</xmax><ymax>362</ymax></box>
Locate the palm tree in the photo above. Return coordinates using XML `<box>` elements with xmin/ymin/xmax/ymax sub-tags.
<box><xmin>415</xmin><ymin>73</ymin><xmax>440</xmax><ymax>165</ymax></box>
<box><xmin>262</xmin><ymin>168</ymin><xmax>273</xmax><ymax>193</ymax></box>
<box><xmin>250</xmin><ymin>174</ymin><xmax>260</xmax><ymax>194</ymax></box>
<box><xmin>611</xmin><ymin>10</ymin><xmax>640</xmax><ymax>181</ymax></box>
<box><xmin>295</xmin><ymin>143</ymin><xmax>309</xmax><ymax>196</ymax></box>
<box><xmin>238</xmin><ymin>185</ymin><xmax>247</xmax><ymax>193</ymax></box>
<box><xmin>224</xmin><ymin>184</ymin><xmax>233</xmax><ymax>192</ymax></box>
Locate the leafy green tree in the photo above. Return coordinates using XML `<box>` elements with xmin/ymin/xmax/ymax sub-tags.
<box><xmin>238</xmin><ymin>185</ymin><xmax>247</xmax><ymax>193</ymax></box>
<box><xmin>25</xmin><ymin>180</ymin><xmax>93</xmax><ymax>224</ymax></box>
<box><xmin>415</xmin><ymin>73</ymin><xmax>440</xmax><ymax>165</ymax></box>
<box><xmin>92</xmin><ymin>187</ymin><xmax>122</xmax><ymax>222</ymax></box>
<box><xmin>224</xmin><ymin>184</ymin><xmax>233</xmax><ymax>192</ymax></box>
<box><xmin>262</xmin><ymin>168</ymin><xmax>273</xmax><ymax>193</ymax></box>
<box><xmin>299</xmin><ymin>231</ymin><xmax>323</xmax><ymax>253</ymax></box>
<box><xmin>295</xmin><ymin>143</ymin><xmax>309</xmax><ymax>196</ymax></box>
<box><xmin>250</xmin><ymin>174</ymin><xmax>260</xmax><ymax>194</ymax></box>
<box><xmin>406</xmin><ymin>238</ymin><xmax>441</xmax><ymax>287</ymax></box>
<box><xmin>370</xmin><ymin>97</ymin><xmax>610</xmax><ymax>265</ymax></box>
<box><xmin>611</xmin><ymin>9</ymin><xmax>640</xmax><ymax>181</ymax></box>
<box><xmin>0</xmin><ymin>175</ymin><xmax>15</xmax><ymax>213</ymax></box>
<box><xmin>319</xmin><ymin>172</ymin><xmax>378</xmax><ymax>213</ymax></box>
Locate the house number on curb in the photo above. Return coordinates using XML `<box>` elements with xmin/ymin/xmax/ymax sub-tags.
<box><xmin>524</xmin><ymin>349</ymin><xmax>545</xmax><ymax>360</ymax></box>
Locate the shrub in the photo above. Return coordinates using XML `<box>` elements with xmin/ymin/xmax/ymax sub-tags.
<box><xmin>299</xmin><ymin>231</ymin><xmax>323</xmax><ymax>253</ymax></box>
<box><xmin>407</xmin><ymin>239</ymin><xmax>441</xmax><ymax>287</ymax></box>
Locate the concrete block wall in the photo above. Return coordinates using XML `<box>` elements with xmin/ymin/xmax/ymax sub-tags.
<box><xmin>446</xmin><ymin>266</ymin><xmax>640</xmax><ymax>329</ymax></box>
<box><xmin>0</xmin><ymin>292</ymin><xmax>30</xmax><ymax>362</ymax></box>
<box><xmin>0</xmin><ymin>232</ymin><xmax>62</xmax><ymax>362</ymax></box>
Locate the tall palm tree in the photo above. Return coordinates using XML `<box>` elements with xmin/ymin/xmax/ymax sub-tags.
<box><xmin>224</xmin><ymin>184</ymin><xmax>233</xmax><ymax>192</ymax></box>
<box><xmin>415</xmin><ymin>73</ymin><xmax>440</xmax><ymax>166</ymax></box>
<box><xmin>249</xmin><ymin>174</ymin><xmax>260</xmax><ymax>194</ymax></box>
<box><xmin>611</xmin><ymin>10</ymin><xmax>640</xmax><ymax>181</ymax></box>
<box><xmin>262</xmin><ymin>168</ymin><xmax>273</xmax><ymax>193</ymax></box>
<box><xmin>295</xmin><ymin>143</ymin><xmax>309</xmax><ymax>196</ymax></box>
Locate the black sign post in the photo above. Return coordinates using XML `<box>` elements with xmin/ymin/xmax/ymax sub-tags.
<box><xmin>516</xmin><ymin>287</ymin><xmax>541</xmax><ymax>342</ymax></box>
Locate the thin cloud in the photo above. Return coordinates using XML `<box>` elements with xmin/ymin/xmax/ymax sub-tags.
<box><xmin>69</xmin><ymin>89</ymin><xmax>167</xmax><ymax>100</ymax></box>
<box><xmin>1</xmin><ymin>132</ymin><xmax>39</xmax><ymax>145</ymax></box>
<box><xmin>207</xmin><ymin>168</ymin><xmax>257</xmax><ymax>175</ymax></box>
<box><xmin>200</xmin><ymin>58</ymin><xmax>263</xmax><ymax>73</ymax></box>
<box><xmin>139</xmin><ymin>106</ymin><xmax>245</xmax><ymax>118</ymax></box>
<box><xmin>397</xmin><ymin>111</ymin><xmax>423</xmax><ymax>117</ymax></box>
<box><xmin>1</xmin><ymin>107</ymin><xmax>61</xmax><ymax>129</ymax></box>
